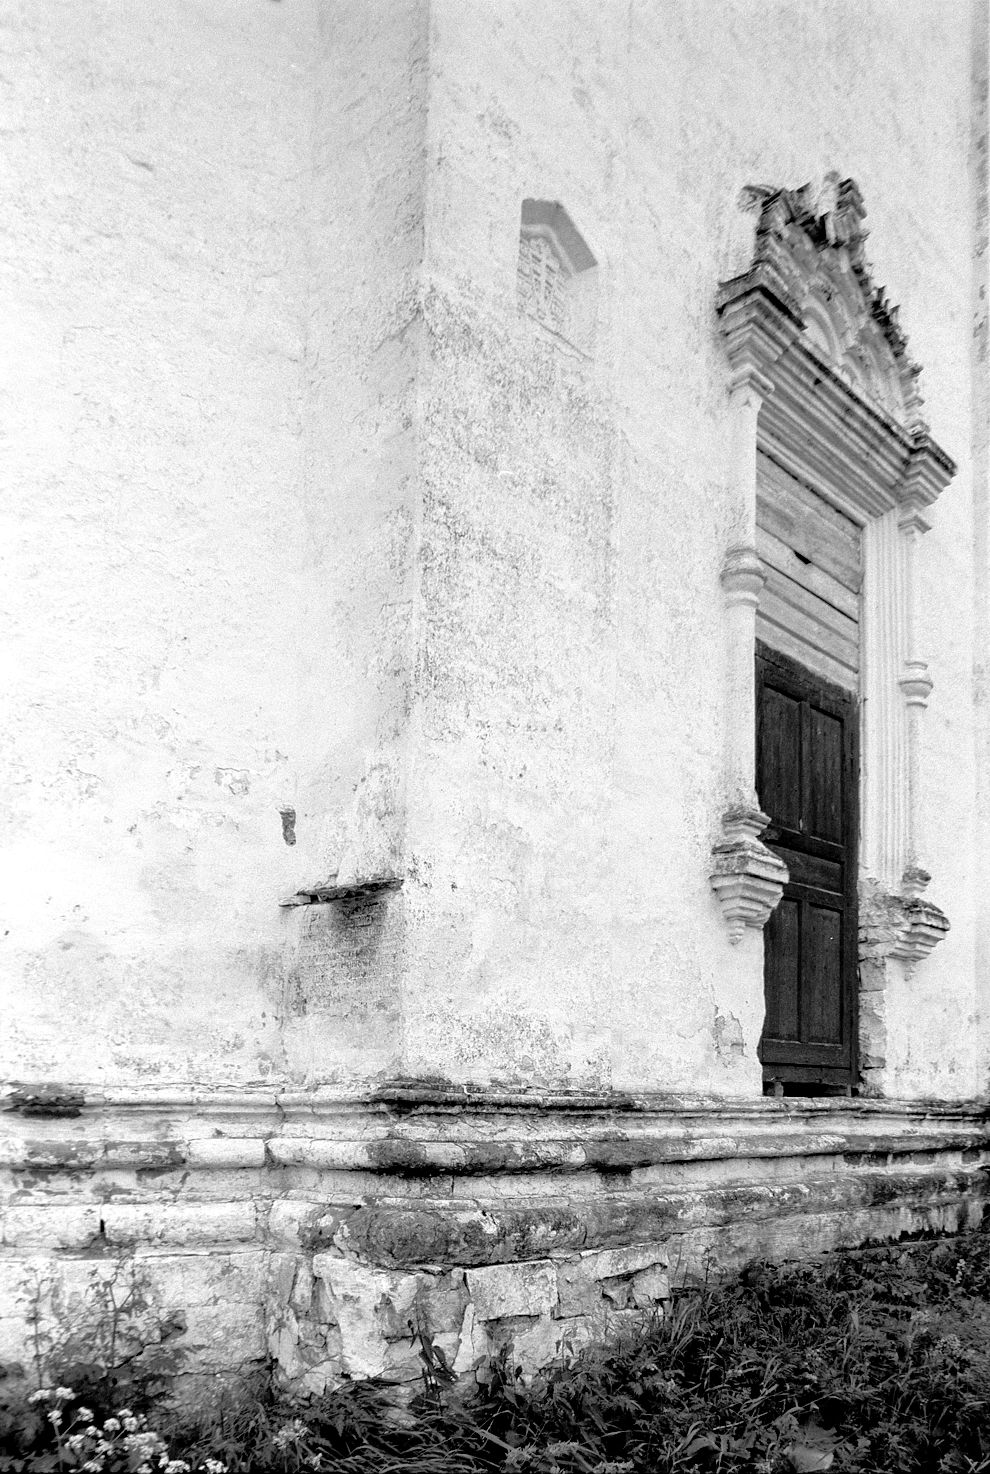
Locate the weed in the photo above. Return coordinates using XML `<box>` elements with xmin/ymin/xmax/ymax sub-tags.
<box><xmin>6</xmin><ymin>1232</ymin><xmax>990</xmax><ymax>1473</ymax></box>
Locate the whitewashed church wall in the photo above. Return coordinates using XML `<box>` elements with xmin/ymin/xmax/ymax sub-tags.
<box><xmin>395</xmin><ymin>0</ymin><xmax>982</xmax><ymax>1097</ymax></box>
<box><xmin>1</xmin><ymin>0</ymin><xmax>985</xmax><ymax>1104</ymax></box>
<box><xmin>1</xmin><ymin>0</ymin><xmax>321</xmax><ymax>1089</ymax></box>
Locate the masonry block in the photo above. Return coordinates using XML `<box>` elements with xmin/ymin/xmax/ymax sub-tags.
<box><xmin>311</xmin><ymin>1256</ymin><xmax>424</xmax><ymax>1380</ymax></box>
<box><xmin>2</xmin><ymin>1205</ymin><xmax>101</xmax><ymax>1250</ymax></box>
<box><xmin>465</xmin><ymin>1260</ymin><xmax>557</xmax><ymax>1320</ymax></box>
<box><xmin>101</xmin><ymin>1202</ymin><xmax>256</xmax><ymax>1248</ymax></box>
<box><xmin>268</xmin><ymin>1201</ymin><xmax>321</xmax><ymax>1247</ymax></box>
<box><xmin>185</xmin><ymin>1138</ymin><xmax>267</xmax><ymax>1171</ymax></box>
<box><xmin>586</xmin><ymin>1244</ymin><xmax>669</xmax><ymax>1279</ymax></box>
<box><xmin>630</xmin><ymin>1264</ymin><xmax>670</xmax><ymax>1309</ymax></box>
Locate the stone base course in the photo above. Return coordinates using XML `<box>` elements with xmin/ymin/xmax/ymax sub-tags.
<box><xmin>1</xmin><ymin>1091</ymin><xmax>988</xmax><ymax>1396</ymax></box>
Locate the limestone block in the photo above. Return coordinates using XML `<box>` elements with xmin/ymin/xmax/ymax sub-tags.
<box><xmin>179</xmin><ymin>1299</ymin><xmax>267</xmax><ymax>1372</ymax></box>
<box><xmin>486</xmin><ymin>1314</ymin><xmax>570</xmax><ymax>1380</ymax></box>
<box><xmin>296</xmin><ymin>1360</ymin><xmax>341</xmax><ymax>1398</ymax></box>
<box><xmin>465</xmin><ymin>1260</ymin><xmax>557</xmax><ymax>1320</ymax></box>
<box><xmin>185</xmin><ymin>1138</ymin><xmax>267</xmax><ymax>1170</ymax></box>
<box><xmin>268</xmin><ymin>1201</ymin><xmax>321</xmax><ymax>1247</ymax></box>
<box><xmin>143</xmin><ymin>1249</ymin><xmax>267</xmax><ymax>1309</ymax></box>
<box><xmin>268</xmin><ymin>1250</ymin><xmax>298</xmax><ymax>1304</ymax></box>
<box><xmin>556</xmin><ymin>1244</ymin><xmax>667</xmax><ymax>1317</ymax></box>
<box><xmin>268</xmin><ymin>1309</ymin><xmax>303</xmax><ymax>1379</ymax></box>
<box><xmin>382</xmin><ymin>1328</ymin><xmax>460</xmax><ymax>1384</ymax></box>
<box><xmin>0</xmin><ymin>1316</ymin><xmax>32</xmax><ymax>1365</ymax></box>
<box><xmin>102</xmin><ymin>1202</ymin><xmax>256</xmax><ymax>1248</ymax></box>
<box><xmin>555</xmin><ymin>1259</ymin><xmax>600</xmax><ymax>1319</ymax></box>
<box><xmin>381</xmin><ymin>1336</ymin><xmax>423</xmax><ymax>1383</ymax></box>
<box><xmin>452</xmin><ymin>1301</ymin><xmax>488</xmax><ymax>1375</ymax></box>
<box><xmin>556</xmin><ymin>1316</ymin><xmax>595</xmax><ymax>1361</ymax></box>
<box><xmin>312</xmin><ymin>1256</ymin><xmax>423</xmax><ymax>1380</ymax></box>
<box><xmin>2</xmin><ymin>1204</ymin><xmax>101</xmax><ymax>1249</ymax></box>
<box><xmin>630</xmin><ymin>1265</ymin><xmax>670</xmax><ymax>1309</ymax></box>
<box><xmin>586</xmin><ymin>1244</ymin><xmax>668</xmax><ymax>1280</ymax></box>
<box><xmin>599</xmin><ymin>1275</ymin><xmax>631</xmax><ymax>1308</ymax></box>
<box><xmin>418</xmin><ymin>1269</ymin><xmax>469</xmax><ymax>1333</ymax></box>
<box><xmin>289</xmin><ymin>1262</ymin><xmax>314</xmax><ymax>1314</ymax></box>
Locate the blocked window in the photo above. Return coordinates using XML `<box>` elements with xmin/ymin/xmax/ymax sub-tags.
<box><xmin>516</xmin><ymin>200</ymin><xmax>597</xmax><ymax>353</ymax></box>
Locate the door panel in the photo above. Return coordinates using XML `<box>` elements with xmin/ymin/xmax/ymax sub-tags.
<box><xmin>807</xmin><ymin>707</ymin><xmax>844</xmax><ymax>842</ymax></box>
<box><xmin>756</xmin><ymin>643</ymin><xmax>859</xmax><ymax>1090</ymax></box>
<box><xmin>759</xmin><ymin>686</ymin><xmax>803</xmax><ymax>832</ymax></box>
<box><xmin>804</xmin><ymin>904</ymin><xmax>843</xmax><ymax>1044</ymax></box>
<box><xmin>763</xmin><ymin>897</ymin><xmax>801</xmax><ymax>1042</ymax></box>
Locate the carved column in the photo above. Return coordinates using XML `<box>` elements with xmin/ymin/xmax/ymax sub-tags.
<box><xmin>886</xmin><ymin>441</ymin><xmax>951</xmax><ymax>969</ymax></box>
<box><xmin>709</xmin><ymin>368</ymin><xmax>788</xmax><ymax>942</ymax></box>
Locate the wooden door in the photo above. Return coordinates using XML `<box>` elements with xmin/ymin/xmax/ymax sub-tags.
<box><xmin>756</xmin><ymin>643</ymin><xmax>859</xmax><ymax>1092</ymax></box>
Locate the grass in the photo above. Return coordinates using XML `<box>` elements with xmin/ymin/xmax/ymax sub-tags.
<box><xmin>6</xmin><ymin>1229</ymin><xmax>990</xmax><ymax>1474</ymax></box>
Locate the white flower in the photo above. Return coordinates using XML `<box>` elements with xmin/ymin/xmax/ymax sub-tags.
<box><xmin>272</xmin><ymin>1419</ymin><xmax>308</xmax><ymax>1451</ymax></box>
<box><xmin>103</xmin><ymin>1418</ymin><xmax>121</xmax><ymax>1434</ymax></box>
<box><xmin>203</xmin><ymin>1461</ymin><xmax>226</xmax><ymax>1474</ymax></box>
<box><xmin>123</xmin><ymin>1416</ymin><xmax>141</xmax><ymax>1433</ymax></box>
<box><xmin>82</xmin><ymin>1460</ymin><xmax>104</xmax><ymax>1473</ymax></box>
<box><xmin>48</xmin><ymin>1410</ymin><xmax>63</xmax><ymax>1427</ymax></box>
<box><xmin>29</xmin><ymin>1389</ymin><xmax>53</xmax><ymax>1404</ymax></box>
<box><xmin>54</xmin><ymin>1387</ymin><xmax>75</xmax><ymax>1401</ymax></box>
<box><xmin>117</xmin><ymin>1409</ymin><xmax>134</xmax><ymax>1420</ymax></box>
<box><xmin>76</xmin><ymin>1407</ymin><xmax>94</xmax><ymax>1422</ymax></box>
<box><xmin>164</xmin><ymin>1461</ymin><xmax>191</xmax><ymax>1474</ymax></box>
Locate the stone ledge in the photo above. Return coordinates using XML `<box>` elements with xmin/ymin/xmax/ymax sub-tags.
<box><xmin>3</xmin><ymin>1094</ymin><xmax>987</xmax><ymax>1180</ymax></box>
<box><xmin>302</xmin><ymin>1164</ymin><xmax>990</xmax><ymax>1268</ymax></box>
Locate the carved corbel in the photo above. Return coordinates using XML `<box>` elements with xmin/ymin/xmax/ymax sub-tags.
<box><xmin>710</xmin><ymin>806</ymin><xmax>789</xmax><ymax>944</ymax></box>
<box><xmin>887</xmin><ymin>865</ymin><xmax>950</xmax><ymax>973</ymax></box>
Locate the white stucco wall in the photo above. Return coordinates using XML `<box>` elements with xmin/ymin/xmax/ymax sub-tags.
<box><xmin>1</xmin><ymin>0</ymin><xmax>985</xmax><ymax>1101</ymax></box>
<box><xmin>1</xmin><ymin>0</ymin><xmax>317</xmax><ymax>1085</ymax></box>
<box><xmin>394</xmin><ymin>0</ymin><xmax>983</xmax><ymax>1096</ymax></box>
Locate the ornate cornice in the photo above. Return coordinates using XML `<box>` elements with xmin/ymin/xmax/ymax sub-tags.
<box><xmin>717</xmin><ymin>176</ymin><xmax>956</xmax><ymax>522</ymax></box>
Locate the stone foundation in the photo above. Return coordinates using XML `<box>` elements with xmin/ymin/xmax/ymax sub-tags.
<box><xmin>2</xmin><ymin>1089</ymin><xmax>988</xmax><ymax>1396</ymax></box>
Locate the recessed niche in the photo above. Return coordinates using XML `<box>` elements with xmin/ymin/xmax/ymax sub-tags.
<box><xmin>516</xmin><ymin>199</ymin><xmax>597</xmax><ymax>353</ymax></box>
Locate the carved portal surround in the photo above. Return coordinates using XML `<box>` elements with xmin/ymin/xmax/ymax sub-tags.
<box><xmin>708</xmin><ymin>179</ymin><xmax>956</xmax><ymax>1085</ymax></box>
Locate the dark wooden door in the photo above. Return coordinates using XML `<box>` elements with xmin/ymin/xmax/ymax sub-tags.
<box><xmin>756</xmin><ymin>643</ymin><xmax>859</xmax><ymax>1092</ymax></box>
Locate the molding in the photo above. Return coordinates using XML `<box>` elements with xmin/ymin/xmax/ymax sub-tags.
<box><xmin>710</xmin><ymin>805</ymin><xmax>789</xmax><ymax>942</ymax></box>
<box><xmin>2</xmin><ymin>1086</ymin><xmax>986</xmax><ymax>1174</ymax></box>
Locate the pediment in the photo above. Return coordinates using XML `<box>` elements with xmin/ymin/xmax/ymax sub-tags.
<box><xmin>730</xmin><ymin>177</ymin><xmax>922</xmax><ymax>426</ymax></box>
<box><xmin>717</xmin><ymin>176</ymin><xmax>954</xmax><ymax>523</ymax></box>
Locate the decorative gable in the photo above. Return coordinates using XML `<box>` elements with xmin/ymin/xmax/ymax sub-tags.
<box><xmin>733</xmin><ymin>176</ymin><xmax>923</xmax><ymax>428</ymax></box>
<box><xmin>717</xmin><ymin>175</ymin><xmax>954</xmax><ymax>524</ymax></box>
